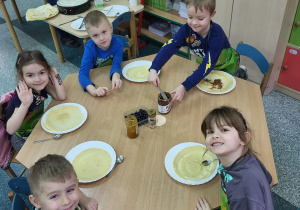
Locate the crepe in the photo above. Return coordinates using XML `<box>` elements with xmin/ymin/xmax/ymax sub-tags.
<box><xmin>197</xmin><ymin>71</ymin><xmax>234</xmax><ymax>93</ymax></box>
<box><xmin>26</xmin><ymin>4</ymin><xmax>58</xmax><ymax>21</ymax></box>
<box><xmin>126</xmin><ymin>65</ymin><xmax>151</xmax><ymax>81</ymax></box>
<box><xmin>173</xmin><ymin>145</ymin><xmax>217</xmax><ymax>180</ymax></box>
<box><xmin>43</xmin><ymin>105</ymin><xmax>84</xmax><ymax>132</ymax></box>
<box><xmin>72</xmin><ymin>148</ymin><xmax>112</xmax><ymax>181</ymax></box>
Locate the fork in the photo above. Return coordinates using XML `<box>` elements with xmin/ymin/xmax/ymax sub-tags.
<box><xmin>78</xmin><ymin>18</ymin><xmax>85</xmax><ymax>29</ymax></box>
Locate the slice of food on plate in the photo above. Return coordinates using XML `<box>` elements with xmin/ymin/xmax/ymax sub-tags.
<box><xmin>72</xmin><ymin>148</ymin><xmax>112</xmax><ymax>181</ymax></box>
<box><xmin>173</xmin><ymin>145</ymin><xmax>217</xmax><ymax>180</ymax></box>
<box><xmin>197</xmin><ymin>70</ymin><xmax>236</xmax><ymax>94</ymax></box>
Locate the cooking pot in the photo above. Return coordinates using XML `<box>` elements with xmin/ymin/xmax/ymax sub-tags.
<box><xmin>57</xmin><ymin>0</ymin><xmax>91</xmax><ymax>15</ymax></box>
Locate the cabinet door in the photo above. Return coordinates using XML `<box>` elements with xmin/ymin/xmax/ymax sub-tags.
<box><xmin>289</xmin><ymin>2</ymin><xmax>300</xmax><ymax>47</ymax></box>
<box><xmin>213</xmin><ymin>1</ymin><xmax>233</xmax><ymax>38</ymax></box>
<box><xmin>229</xmin><ymin>0</ymin><xmax>287</xmax><ymax>84</ymax></box>
<box><xmin>278</xmin><ymin>47</ymin><xmax>300</xmax><ymax>92</ymax></box>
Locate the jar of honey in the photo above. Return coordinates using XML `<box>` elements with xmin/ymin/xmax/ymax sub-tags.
<box><xmin>157</xmin><ymin>92</ymin><xmax>172</xmax><ymax>114</ymax></box>
<box><xmin>125</xmin><ymin>115</ymin><xmax>139</xmax><ymax>138</ymax></box>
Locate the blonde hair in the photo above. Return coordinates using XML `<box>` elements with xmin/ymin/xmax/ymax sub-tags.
<box><xmin>201</xmin><ymin>106</ymin><xmax>253</xmax><ymax>155</ymax></box>
<box><xmin>184</xmin><ymin>0</ymin><xmax>216</xmax><ymax>15</ymax></box>
<box><xmin>84</xmin><ymin>10</ymin><xmax>110</xmax><ymax>30</ymax></box>
<box><xmin>27</xmin><ymin>154</ymin><xmax>77</xmax><ymax>196</ymax></box>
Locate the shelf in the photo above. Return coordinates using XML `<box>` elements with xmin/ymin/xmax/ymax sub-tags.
<box><xmin>141</xmin><ymin>28</ymin><xmax>188</xmax><ymax>54</ymax></box>
<box><xmin>144</xmin><ymin>5</ymin><xmax>186</xmax><ymax>25</ymax></box>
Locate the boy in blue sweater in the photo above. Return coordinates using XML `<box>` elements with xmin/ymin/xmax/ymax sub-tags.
<box><xmin>148</xmin><ymin>0</ymin><xmax>239</xmax><ymax>103</ymax></box>
<box><xmin>79</xmin><ymin>10</ymin><xmax>123</xmax><ymax>97</ymax></box>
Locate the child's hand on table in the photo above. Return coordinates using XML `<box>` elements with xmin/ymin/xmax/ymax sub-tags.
<box><xmin>86</xmin><ymin>84</ymin><xmax>109</xmax><ymax>97</ymax></box>
<box><xmin>112</xmin><ymin>73</ymin><xmax>123</xmax><ymax>90</ymax></box>
<box><xmin>170</xmin><ymin>84</ymin><xmax>185</xmax><ymax>103</ymax></box>
<box><xmin>148</xmin><ymin>69</ymin><xmax>160</xmax><ymax>87</ymax></box>
<box><xmin>17</xmin><ymin>81</ymin><xmax>33</xmax><ymax>106</ymax></box>
<box><xmin>195</xmin><ymin>197</ymin><xmax>211</xmax><ymax>210</ymax></box>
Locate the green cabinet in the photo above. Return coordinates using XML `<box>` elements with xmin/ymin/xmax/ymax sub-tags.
<box><xmin>289</xmin><ymin>2</ymin><xmax>300</xmax><ymax>46</ymax></box>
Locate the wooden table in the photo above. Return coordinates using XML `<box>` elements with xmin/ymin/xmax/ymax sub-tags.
<box><xmin>44</xmin><ymin>0</ymin><xmax>144</xmax><ymax>63</ymax></box>
<box><xmin>17</xmin><ymin>54</ymin><xmax>278</xmax><ymax>209</ymax></box>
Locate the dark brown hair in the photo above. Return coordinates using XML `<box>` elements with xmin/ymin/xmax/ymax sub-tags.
<box><xmin>27</xmin><ymin>154</ymin><xmax>77</xmax><ymax>196</ymax></box>
<box><xmin>184</xmin><ymin>0</ymin><xmax>216</xmax><ymax>15</ymax></box>
<box><xmin>201</xmin><ymin>106</ymin><xmax>253</xmax><ymax>154</ymax></box>
<box><xmin>15</xmin><ymin>50</ymin><xmax>51</xmax><ymax>78</ymax></box>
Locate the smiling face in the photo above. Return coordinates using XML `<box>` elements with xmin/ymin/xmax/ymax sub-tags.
<box><xmin>205</xmin><ymin>121</ymin><xmax>246</xmax><ymax>166</ymax></box>
<box><xmin>186</xmin><ymin>5</ymin><xmax>215</xmax><ymax>37</ymax></box>
<box><xmin>20</xmin><ymin>63</ymin><xmax>49</xmax><ymax>94</ymax></box>
<box><xmin>87</xmin><ymin>20</ymin><xmax>113</xmax><ymax>50</ymax></box>
<box><xmin>29</xmin><ymin>173</ymin><xmax>80</xmax><ymax>210</ymax></box>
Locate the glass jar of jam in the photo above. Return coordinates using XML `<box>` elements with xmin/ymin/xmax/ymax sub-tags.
<box><xmin>125</xmin><ymin>115</ymin><xmax>139</xmax><ymax>138</ymax></box>
<box><xmin>157</xmin><ymin>92</ymin><xmax>172</xmax><ymax>114</ymax></box>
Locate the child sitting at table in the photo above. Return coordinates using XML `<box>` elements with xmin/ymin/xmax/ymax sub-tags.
<box><xmin>148</xmin><ymin>0</ymin><xmax>239</xmax><ymax>103</ymax></box>
<box><xmin>5</xmin><ymin>50</ymin><xmax>66</xmax><ymax>152</ymax></box>
<box><xmin>28</xmin><ymin>154</ymin><xmax>98</xmax><ymax>210</ymax></box>
<box><xmin>195</xmin><ymin>106</ymin><xmax>274</xmax><ymax>210</ymax></box>
<box><xmin>79</xmin><ymin>10</ymin><xmax>123</xmax><ymax>97</ymax></box>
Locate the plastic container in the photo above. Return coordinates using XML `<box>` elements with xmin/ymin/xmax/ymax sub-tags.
<box><xmin>157</xmin><ymin>92</ymin><xmax>172</xmax><ymax>114</ymax></box>
<box><xmin>123</xmin><ymin>105</ymin><xmax>149</xmax><ymax>126</ymax></box>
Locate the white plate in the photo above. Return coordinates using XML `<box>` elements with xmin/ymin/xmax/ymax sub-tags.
<box><xmin>196</xmin><ymin>70</ymin><xmax>236</xmax><ymax>94</ymax></box>
<box><xmin>122</xmin><ymin>60</ymin><xmax>160</xmax><ymax>82</ymax></box>
<box><xmin>71</xmin><ymin>18</ymin><xmax>85</xmax><ymax>31</ymax></box>
<box><xmin>41</xmin><ymin>103</ymin><xmax>88</xmax><ymax>134</ymax></box>
<box><xmin>101</xmin><ymin>5</ymin><xmax>129</xmax><ymax>17</ymax></box>
<box><xmin>65</xmin><ymin>141</ymin><xmax>116</xmax><ymax>183</ymax></box>
<box><xmin>164</xmin><ymin>142</ymin><xmax>219</xmax><ymax>185</ymax></box>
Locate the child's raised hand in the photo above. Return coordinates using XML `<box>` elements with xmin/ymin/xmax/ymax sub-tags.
<box><xmin>148</xmin><ymin>69</ymin><xmax>160</xmax><ymax>87</ymax></box>
<box><xmin>170</xmin><ymin>84</ymin><xmax>185</xmax><ymax>103</ymax></box>
<box><xmin>16</xmin><ymin>81</ymin><xmax>33</xmax><ymax>106</ymax></box>
<box><xmin>112</xmin><ymin>73</ymin><xmax>123</xmax><ymax>90</ymax></box>
<box><xmin>80</xmin><ymin>196</ymin><xmax>98</xmax><ymax>210</ymax></box>
<box><xmin>195</xmin><ymin>197</ymin><xmax>211</xmax><ymax>210</ymax></box>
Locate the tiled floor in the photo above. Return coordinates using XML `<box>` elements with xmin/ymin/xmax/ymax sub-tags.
<box><xmin>1</xmin><ymin>0</ymin><xmax>300</xmax><ymax>209</ymax></box>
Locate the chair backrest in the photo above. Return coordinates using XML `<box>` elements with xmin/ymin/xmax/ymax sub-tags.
<box><xmin>8</xmin><ymin>177</ymin><xmax>31</xmax><ymax>195</ymax></box>
<box><xmin>112</xmin><ymin>11</ymin><xmax>138</xmax><ymax>59</ymax></box>
<box><xmin>8</xmin><ymin>177</ymin><xmax>31</xmax><ymax>210</ymax></box>
<box><xmin>236</xmin><ymin>43</ymin><xmax>274</xmax><ymax>96</ymax></box>
<box><xmin>236</xmin><ymin>43</ymin><xmax>270</xmax><ymax>75</ymax></box>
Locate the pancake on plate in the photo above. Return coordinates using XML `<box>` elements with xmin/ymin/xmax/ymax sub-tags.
<box><xmin>197</xmin><ymin>71</ymin><xmax>234</xmax><ymax>93</ymax></box>
<box><xmin>43</xmin><ymin>105</ymin><xmax>84</xmax><ymax>132</ymax></box>
<box><xmin>173</xmin><ymin>145</ymin><xmax>217</xmax><ymax>180</ymax></box>
<box><xmin>126</xmin><ymin>65</ymin><xmax>151</xmax><ymax>81</ymax></box>
<box><xmin>72</xmin><ymin>148</ymin><xmax>112</xmax><ymax>181</ymax></box>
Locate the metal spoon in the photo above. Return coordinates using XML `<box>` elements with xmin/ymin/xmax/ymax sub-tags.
<box><xmin>201</xmin><ymin>158</ymin><xmax>219</xmax><ymax>166</ymax></box>
<box><xmin>33</xmin><ymin>134</ymin><xmax>62</xmax><ymax>144</ymax></box>
<box><xmin>106</xmin><ymin>155</ymin><xmax>124</xmax><ymax>177</ymax></box>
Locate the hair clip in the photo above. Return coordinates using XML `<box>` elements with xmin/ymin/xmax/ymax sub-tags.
<box><xmin>17</xmin><ymin>57</ymin><xmax>21</xmax><ymax>64</ymax></box>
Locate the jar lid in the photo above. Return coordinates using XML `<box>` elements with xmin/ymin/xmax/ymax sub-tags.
<box><xmin>148</xmin><ymin>109</ymin><xmax>156</xmax><ymax>117</ymax></box>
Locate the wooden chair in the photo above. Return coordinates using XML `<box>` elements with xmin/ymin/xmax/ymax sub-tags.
<box><xmin>8</xmin><ymin>177</ymin><xmax>31</xmax><ymax>210</ymax></box>
<box><xmin>4</xmin><ymin>151</ymin><xmax>27</xmax><ymax>178</ymax></box>
<box><xmin>236</xmin><ymin>42</ymin><xmax>274</xmax><ymax>96</ymax></box>
<box><xmin>112</xmin><ymin>11</ymin><xmax>139</xmax><ymax>60</ymax></box>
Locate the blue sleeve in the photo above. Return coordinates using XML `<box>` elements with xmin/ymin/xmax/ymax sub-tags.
<box><xmin>182</xmin><ymin>27</ymin><xmax>227</xmax><ymax>91</ymax></box>
<box><xmin>78</xmin><ymin>40</ymin><xmax>97</xmax><ymax>91</ymax></box>
<box><xmin>150</xmin><ymin>24</ymin><xmax>189</xmax><ymax>71</ymax></box>
<box><xmin>109</xmin><ymin>36</ymin><xmax>124</xmax><ymax>79</ymax></box>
